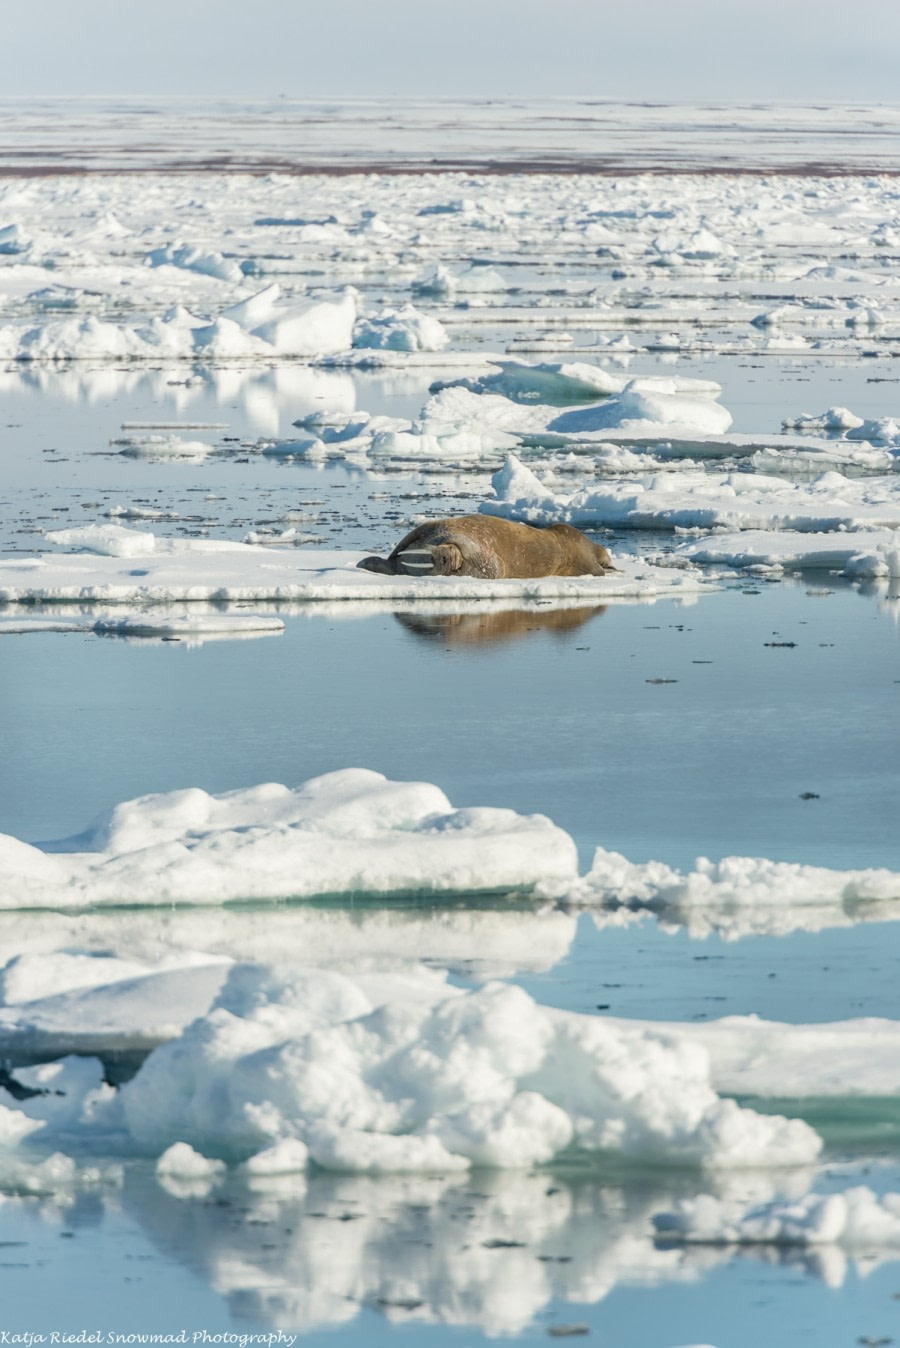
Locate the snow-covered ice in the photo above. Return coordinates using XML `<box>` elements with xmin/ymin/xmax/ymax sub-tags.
<box><xmin>0</xmin><ymin>769</ymin><xmax>578</xmax><ymax>909</ymax></box>
<box><xmin>0</xmin><ymin>531</ymin><xmax>715</xmax><ymax>605</ymax></box>
<box><xmin>667</xmin><ymin>529</ymin><xmax>900</xmax><ymax>578</ymax></box>
<box><xmin>4</xmin><ymin>951</ymin><xmax>900</xmax><ymax>1175</ymax></box>
<box><xmin>116</xmin><ymin>968</ymin><xmax>820</xmax><ymax>1171</ymax></box>
<box><xmin>483</xmin><ymin>455</ymin><xmax>900</xmax><ymax>536</ymax></box>
<box><xmin>560</xmin><ymin>849</ymin><xmax>900</xmax><ymax>911</ymax></box>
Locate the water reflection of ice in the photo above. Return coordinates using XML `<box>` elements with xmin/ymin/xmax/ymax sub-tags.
<box><xmin>116</xmin><ymin>1166</ymin><xmax>874</xmax><ymax>1335</ymax></box>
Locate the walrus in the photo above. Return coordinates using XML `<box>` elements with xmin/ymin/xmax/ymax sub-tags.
<box><xmin>357</xmin><ymin>515</ymin><xmax>615</xmax><ymax>580</ymax></box>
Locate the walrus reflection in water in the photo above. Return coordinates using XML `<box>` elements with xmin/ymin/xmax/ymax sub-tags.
<box><xmin>395</xmin><ymin>604</ymin><xmax>606</xmax><ymax>647</ymax></box>
<box><xmin>357</xmin><ymin>514</ymin><xmax>615</xmax><ymax>580</ymax></box>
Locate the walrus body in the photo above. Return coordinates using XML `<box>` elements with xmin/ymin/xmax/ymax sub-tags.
<box><xmin>357</xmin><ymin>515</ymin><xmax>615</xmax><ymax>580</ymax></box>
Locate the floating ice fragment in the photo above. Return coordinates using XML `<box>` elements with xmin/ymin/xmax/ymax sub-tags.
<box><xmin>145</xmin><ymin>242</ymin><xmax>244</xmax><ymax>284</ymax></box>
<box><xmin>0</xmin><ymin>285</ymin><xmax>355</xmax><ymax>361</ymax></box>
<box><xmin>782</xmin><ymin>407</ymin><xmax>865</xmax><ymax>432</ymax></box>
<box><xmin>118</xmin><ymin>967</ymin><xmax>821</xmax><ymax>1170</ymax></box>
<box><xmin>0</xmin><ymin>768</ymin><xmax>578</xmax><ymax>909</ymax></box>
<box><xmin>354</xmin><ymin>305</ymin><xmax>448</xmax><ymax>352</ymax></box>
<box><xmin>243</xmin><ymin>1137</ymin><xmax>310</xmax><ymax>1175</ymax></box>
<box><xmin>45</xmin><ymin>523</ymin><xmax>157</xmax><ymax>558</ymax></box>
<box><xmin>0</xmin><ymin>223</ymin><xmax>31</xmax><ymax>255</ymax></box>
<box><xmin>411</xmin><ymin>263</ymin><xmax>459</xmax><ymax>297</ymax></box>
<box><xmin>486</xmin><ymin>456</ymin><xmax>900</xmax><ymax>534</ymax></box>
<box><xmin>562</xmin><ymin>849</ymin><xmax>900</xmax><ymax>909</ymax></box>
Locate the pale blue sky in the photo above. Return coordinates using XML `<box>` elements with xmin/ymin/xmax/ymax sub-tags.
<box><xmin>2</xmin><ymin>0</ymin><xmax>899</xmax><ymax>101</ymax></box>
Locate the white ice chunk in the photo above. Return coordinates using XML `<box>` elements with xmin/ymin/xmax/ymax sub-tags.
<box><xmin>156</xmin><ymin>1141</ymin><xmax>227</xmax><ymax>1179</ymax></box>
<box><xmin>145</xmin><ymin>243</ymin><xmax>244</xmax><ymax>283</ymax></box>
<box><xmin>119</xmin><ymin>969</ymin><xmax>820</xmax><ymax>1170</ymax></box>
<box><xmin>782</xmin><ymin>407</ymin><xmax>865</xmax><ymax>432</ymax></box>
<box><xmin>563</xmin><ymin>848</ymin><xmax>900</xmax><ymax>910</ymax></box>
<box><xmin>485</xmin><ymin>456</ymin><xmax>900</xmax><ymax>534</ymax></box>
<box><xmin>0</xmin><ymin>769</ymin><xmax>578</xmax><ymax>909</ymax></box>
<box><xmin>0</xmin><ymin>223</ymin><xmax>31</xmax><ymax>254</ymax></box>
<box><xmin>670</xmin><ymin>529</ymin><xmax>900</xmax><ymax>577</ymax></box>
<box><xmin>354</xmin><ymin>305</ymin><xmax>448</xmax><ymax>352</ymax></box>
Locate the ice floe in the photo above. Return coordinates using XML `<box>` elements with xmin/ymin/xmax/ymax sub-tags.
<box><xmin>145</xmin><ymin>242</ymin><xmax>246</xmax><ymax>284</ymax></box>
<box><xmin>261</xmin><ymin>369</ymin><xmax>738</xmax><ymax>467</ymax></box>
<box><xmin>0</xmin><ymin>611</ymin><xmax>286</xmax><ymax>645</ymax></box>
<box><xmin>0</xmin><ymin>768</ymin><xmax>577</xmax><ymax>910</ymax></box>
<box><xmin>668</xmin><ymin>529</ymin><xmax>900</xmax><ymax>578</ymax></box>
<box><xmin>12</xmin><ymin>956</ymin><xmax>893</xmax><ymax>1172</ymax></box>
<box><xmin>114</xmin><ymin>966</ymin><xmax>819</xmax><ymax>1170</ymax></box>
<box><xmin>0</xmin><ymin>533</ymin><xmax>715</xmax><ymax>605</ymax></box>
<box><xmin>353</xmin><ymin>304</ymin><xmax>448</xmax><ymax>352</ymax></box>
<box><xmin>3</xmin><ymin>769</ymin><xmax>900</xmax><ymax>923</ymax></box>
<box><xmin>561</xmin><ymin>850</ymin><xmax>900</xmax><ymax>911</ymax></box>
<box><xmin>8</xmin><ymin>961</ymin><xmax>900</xmax><ymax>1166</ymax></box>
<box><xmin>434</xmin><ymin>361</ymin><xmax>722</xmax><ymax>406</ymax></box>
<box><xmin>483</xmin><ymin>455</ymin><xmax>900</xmax><ymax>535</ymax></box>
<box><xmin>0</xmin><ymin>284</ymin><xmax>356</xmax><ymax>361</ymax></box>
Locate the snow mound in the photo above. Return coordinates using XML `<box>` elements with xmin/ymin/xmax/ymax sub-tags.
<box><xmin>119</xmin><ymin>966</ymin><xmax>820</xmax><ymax>1171</ymax></box>
<box><xmin>45</xmin><ymin>523</ymin><xmax>158</xmax><ymax>557</ymax></box>
<box><xmin>545</xmin><ymin>380</ymin><xmax>733</xmax><ymax>437</ymax></box>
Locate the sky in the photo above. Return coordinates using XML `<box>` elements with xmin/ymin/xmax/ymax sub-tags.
<box><xmin>2</xmin><ymin>0</ymin><xmax>900</xmax><ymax>102</ymax></box>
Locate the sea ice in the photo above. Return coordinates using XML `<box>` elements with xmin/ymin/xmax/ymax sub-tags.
<box><xmin>354</xmin><ymin>304</ymin><xmax>448</xmax><ymax>352</ymax></box>
<box><xmin>668</xmin><ymin>529</ymin><xmax>900</xmax><ymax>577</ymax></box>
<box><xmin>117</xmin><ymin>966</ymin><xmax>820</xmax><ymax>1171</ymax></box>
<box><xmin>483</xmin><ymin>455</ymin><xmax>900</xmax><ymax>534</ymax></box>
<box><xmin>0</xmin><ymin>535</ymin><xmax>715</xmax><ymax>605</ymax></box>
<box><xmin>0</xmin><ymin>768</ymin><xmax>578</xmax><ymax>909</ymax></box>
<box><xmin>156</xmin><ymin>1141</ymin><xmax>227</xmax><ymax>1179</ymax></box>
<box><xmin>145</xmin><ymin>243</ymin><xmax>245</xmax><ymax>284</ymax></box>
<box><xmin>561</xmin><ymin>849</ymin><xmax>900</xmax><ymax>910</ymax></box>
<box><xmin>0</xmin><ymin>285</ymin><xmax>356</xmax><ymax>361</ymax></box>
